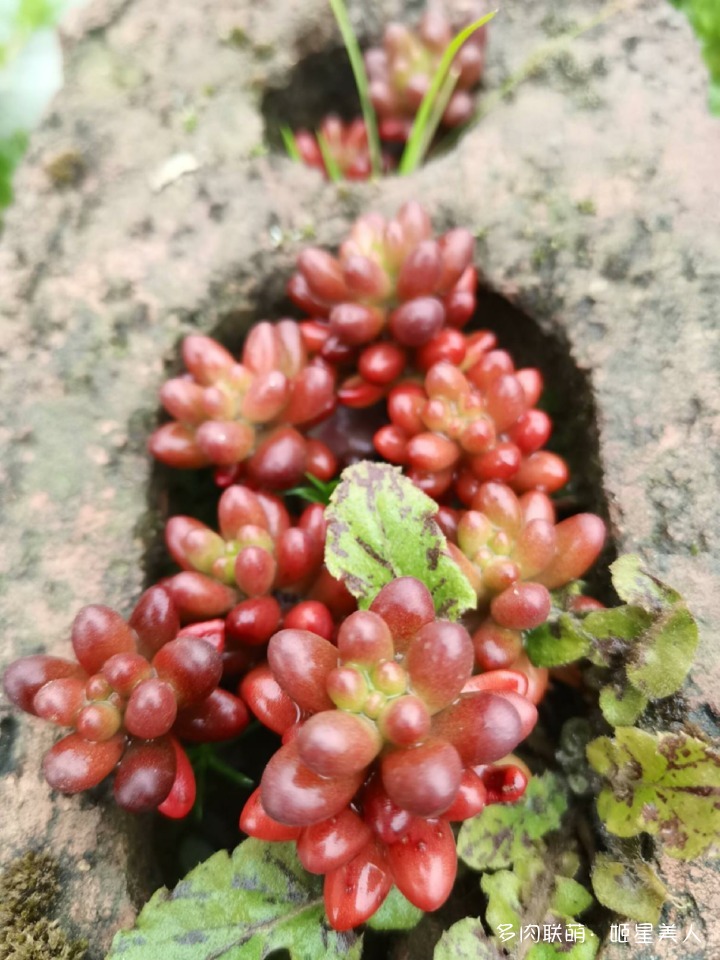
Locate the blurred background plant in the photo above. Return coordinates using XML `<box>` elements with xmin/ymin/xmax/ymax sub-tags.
<box><xmin>0</xmin><ymin>0</ymin><xmax>718</xmax><ymax>222</ymax></box>
<box><xmin>0</xmin><ymin>0</ymin><xmax>83</xmax><ymax>216</ymax></box>
<box><xmin>672</xmin><ymin>0</ymin><xmax>720</xmax><ymax>112</ymax></box>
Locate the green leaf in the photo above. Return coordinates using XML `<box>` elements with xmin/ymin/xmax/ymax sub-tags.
<box><xmin>286</xmin><ymin>472</ymin><xmax>340</xmax><ymax>506</ymax></box>
<box><xmin>399</xmin><ymin>10</ymin><xmax>497</xmax><ymax>174</ymax></box>
<box><xmin>482</xmin><ymin>868</ymin><xmax>523</xmax><ymax>935</ymax></box>
<box><xmin>610</xmin><ymin>555</ymin><xmax>681</xmax><ymax>611</ymax></box>
<box><xmin>457</xmin><ymin>773</ymin><xmax>567</xmax><ymax>872</ymax></box>
<box><xmin>551</xmin><ymin>877</ymin><xmax>594</xmax><ymax>918</ymax></box>
<box><xmin>106</xmin><ymin>839</ymin><xmax>362</xmax><ymax>960</ymax></box>
<box><xmin>587</xmin><ymin>728</ymin><xmax>720</xmax><ymax>858</ymax></box>
<box><xmin>327</xmin><ymin>0</ymin><xmax>381</xmax><ymax>177</ymax></box>
<box><xmin>325</xmin><ymin>461</ymin><xmax>476</xmax><ymax>618</ymax></box>
<box><xmin>526</xmin><ymin>936</ymin><xmax>598</xmax><ymax>960</ymax></box>
<box><xmin>591</xmin><ymin>853</ymin><xmax>668</xmax><ymax>923</ymax></box>
<box><xmin>598</xmin><ymin>683</ymin><xmax>648</xmax><ymax>726</ymax></box>
<box><xmin>625</xmin><ymin>605</ymin><xmax>698</xmax><ymax>698</ymax></box>
<box><xmin>434</xmin><ymin>918</ymin><xmax>503</xmax><ymax>960</ymax></box>
<box><xmin>366</xmin><ymin>886</ymin><xmax>423</xmax><ymax>931</ymax></box>
<box><xmin>582</xmin><ymin>606</ymin><xmax>651</xmax><ymax>664</ymax></box>
<box><xmin>481</xmin><ymin>843</ymin><xmax>598</xmax><ymax>959</ymax></box>
<box><xmin>526</xmin><ymin>614</ymin><xmax>591</xmax><ymax>667</ymax></box>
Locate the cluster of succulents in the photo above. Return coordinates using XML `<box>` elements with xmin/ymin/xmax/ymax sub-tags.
<box><xmin>2</xmin><ymin>200</ymin><xmax>606</xmax><ymax>930</ymax></box>
<box><xmin>286</xmin><ymin>4</ymin><xmax>489</xmax><ymax>180</ymax></box>
<box><xmin>239</xmin><ymin>578</ymin><xmax>536</xmax><ymax>926</ymax></box>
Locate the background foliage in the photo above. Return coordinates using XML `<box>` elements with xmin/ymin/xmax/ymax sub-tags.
<box><xmin>0</xmin><ymin>0</ymin><xmax>77</xmax><ymax>214</ymax></box>
<box><xmin>0</xmin><ymin>0</ymin><xmax>719</xmax><ymax>219</ymax></box>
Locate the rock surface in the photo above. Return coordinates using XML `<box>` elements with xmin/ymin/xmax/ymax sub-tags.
<box><xmin>0</xmin><ymin>0</ymin><xmax>718</xmax><ymax>956</ymax></box>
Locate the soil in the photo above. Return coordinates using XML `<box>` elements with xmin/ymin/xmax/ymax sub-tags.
<box><xmin>0</xmin><ymin>0</ymin><xmax>718</xmax><ymax>957</ymax></box>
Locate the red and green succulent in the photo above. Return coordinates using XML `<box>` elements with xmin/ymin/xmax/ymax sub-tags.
<box><xmin>2</xmin><ymin>200</ymin><xmax>608</xmax><ymax>932</ymax></box>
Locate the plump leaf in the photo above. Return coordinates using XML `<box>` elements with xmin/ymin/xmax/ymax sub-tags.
<box><xmin>434</xmin><ymin>918</ymin><xmax>503</xmax><ymax>959</ymax></box>
<box><xmin>526</xmin><ymin>614</ymin><xmax>591</xmax><ymax>667</ymax></box>
<box><xmin>325</xmin><ymin>462</ymin><xmax>476</xmax><ymax>619</ymax></box>
<box><xmin>457</xmin><ymin>773</ymin><xmax>567</xmax><ymax>872</ymax></box>
<box><xmin>366</xmin><ymin>886</ymin><xmax>423</xmax><ymax>931</ymax></box>
<box><xmin>598</xmin><ymin>683</ymin><xmax>648</xmax><ymax>726</ymax></box>
<box><xmin>106</xmin><ymin>839</ymin><xmax>362</xmax><ymax>960</ymax></box>
<box><xmin>587</xmin><ymin>727</ymin><xmax>720</xmax><ymax>858</ymax></box>
<box><xmin>591</xmin><ymin>853</ymin><xmax>668</xmax><ymax>923</ymax></box>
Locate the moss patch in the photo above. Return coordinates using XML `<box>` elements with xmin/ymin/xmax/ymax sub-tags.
<box><xmin>0</xmin><ymin>852</ymin><xmax>87</xmax><ymax>960</ymax></box>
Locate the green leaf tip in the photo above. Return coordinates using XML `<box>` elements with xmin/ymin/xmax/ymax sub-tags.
<box><xmin>106</xmin><ymin>839</ymin><xmax>362</xmax><ymax>960</ymax></box>
<box><xmin>526</xmin><ymin>612</ymin><xmax>591</xmax><ymax>668</ymax></box>
<box><xmin>528</xmin><ymin>556</ymin><xmax>699</xmax><ymax>707</ymax></box>
<box><xmin>316</xmin><ymin>129</ymin><xmax>344</xmax><ymax>182</ymax></box>
<box><xmin>434</xmin><ymin>917</ymin><xmax>504</xmax><ymax>959</ymax></box>
<box><xmin>610</xmin><ymin>554</ymin><xmax>681</xmax><ymax>610</ymax></box>
<box><xmin>591</xmin><ymin>853</ymin><xmax>668</xmax><ymax>924</ymax></box>
<box><xmin>366</xmin><ymin>886</ymin><xmax>423</xmax><ymax>931</ymax></box>
<box><xmin>598</xmin><ymin>683</ymin><xmax>648</xmax><ymax>726</ymax></box>
<box><xmin>587</xmin><ymin>727</ymin><xmax>720</xmax><ymax>859</ymax></box>
<box><xmin>287</xmin><ymin>472</ymin><xmax>340</xmax><ymax>505</ymax></box>
<box><xmin>325</xmin><ymin>461</ymin><xmax>476</xmax><ymax>619</ymax></box>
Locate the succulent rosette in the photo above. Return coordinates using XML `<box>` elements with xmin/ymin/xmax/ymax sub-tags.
<box><xmin>239</xmin><ymin>576</ymin><xmax>537</xmax><ymax>927</ymax></box>
<box><xmin>437</xmin><ymin>481</ymin><xmax>605</xmax><ymax>696</ymax></box>
<box><xmin>149</xmin><ymin>321</ymin><xmax>337</xmax><ymax>489</ymax></box>
<box><xmin>365</xmin><ymin>7</ymin><xmax>488</xmax><ymax>142</ymax></box>
<box><xmin>290</xmin><ymin>202</ymin><xmax>476</xmax><ymax>360</ymax></box>
<box><xmin>162</xmin><ymin>485</ymin><xmax>331</xmax><ymax>619</ymax></box>
<box><xmin>2</xmin><ymin>587</ymin><xmax>249</xmax><ymax>815</ymax></box>
<box><xmin>374</xmin><ymin>349</ymin><xmax>569</xmax><ymax>501</ymax></box>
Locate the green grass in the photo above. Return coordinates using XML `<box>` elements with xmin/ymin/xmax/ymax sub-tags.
<box><xmin>671</xmin><ymin>0</ymin><xmax>720</xmax><ymax>112</ymax></box>
<box><xmin>399</xmin><ymin>10</ymin><xmax>496</xmax><ymax>175</ymax></box>
<box><xmin>327</xmin><ymin>0</ymin><xmax>382</xmax><ymax>177</ymax></box>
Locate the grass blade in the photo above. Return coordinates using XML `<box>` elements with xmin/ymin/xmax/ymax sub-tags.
<box><xmin>416</xmin><ymin>65</ymin><xmax>461</xmax><ymax>165</ymax></box>
<box><xmin>279</xmin><ymin>124</ymin><xmax>302</xmax><ymax>161</ymax></box>
<box><xmin>327</xmin><ymin>0</ymin><xmax>382</xmax><ymax>178</ymax></box>
<box><xmin>438</xmin><ymin>0</ymin><xmax>633</xmax><ymax>153</ymax></box>
<box><xmin>399</xmin><ymin>10</ymin><xmax>497</xmax><ymax>175</ymax></box>
<box><xmin>316</xmin><ymin>130</ymin><xmax>344</xmax><ymax>181</ymax></box>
